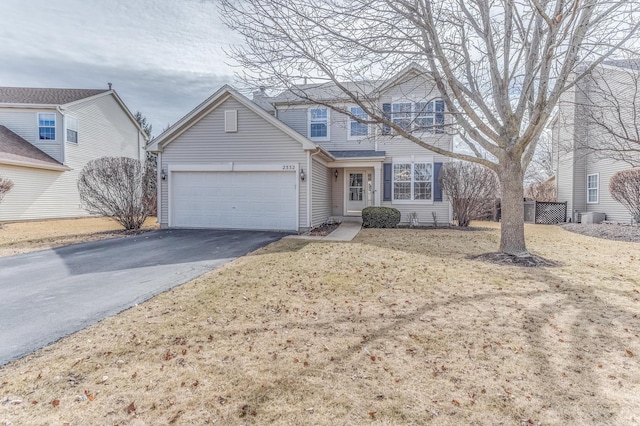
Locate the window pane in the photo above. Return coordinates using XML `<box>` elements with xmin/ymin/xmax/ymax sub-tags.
<box><xmin>394</xmin><ymin>182</ymin><xmax>411</xmax><ymax>200</ymax></box>
<box><xmin>392</xmin><ymin>103</ymin><xmax>412</xmax><ymax>131</ymax></box>
<box><xmin>414</xmin><ymin>182</ymin><xmax>432</xmax><ymax>200</ymax></box>
<box><xmin>39</xmin><ymin>127</ymin><xmax>55</xmax><ymax>140</ymax></box>
<box><xmin>67</xmin><ymin>129</ymin><xmax>78</xmax><ymax>143</ymax></box>
<box><xmin>310</xmin><ymin>123</ymin><xmax>327</xmax><ymax>138</ymax></box>
<box><xmin>310</xmin><ymin>108</ymin><xmax>327</xmax><ymax>121</ymax></box>
<box><xmin>350</xmin><ymin>106</ymin><xmax>368</xmax><ymax>137</ymax></box>
<box><xmin>414</xmin><ymin>163</ymin><xmax>432</xmax><ymax>181</ymax></box>
<box><xmin>394</xmin><ymin>163</ymin><xmax>411</xmax><ymax>181</ymax></box>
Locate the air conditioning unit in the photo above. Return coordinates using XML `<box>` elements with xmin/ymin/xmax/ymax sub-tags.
<box><xmin>581</xmin><ymin>212</ymin><xmax>606</xmax><ymax>224</ymax></box>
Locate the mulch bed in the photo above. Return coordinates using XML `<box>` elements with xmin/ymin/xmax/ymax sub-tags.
<box><xmin>561</xmin><ymin>223</ymin><xmax>640</xmax><ymax>243</ymax></box>
<box><xmin>307</xmin><ymin>222</ymin><xmax>340</xmax><ymax>236</ymax></box>
<box><xmin>470</xmin><ymin>252</ymin><xmax>560</xmax><ymax>267</ymax></box>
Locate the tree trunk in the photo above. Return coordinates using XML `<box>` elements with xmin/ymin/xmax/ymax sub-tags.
<box><xmin>498</xmin><ymin>161</ymin><xmax>528</xmax><ymax>255</ymax></box>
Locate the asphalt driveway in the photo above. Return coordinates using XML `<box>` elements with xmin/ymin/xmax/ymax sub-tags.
<box><xmin>0</xmin><ymin>229</ymin><xmax>283</xmax><ymax>366</ymax></box>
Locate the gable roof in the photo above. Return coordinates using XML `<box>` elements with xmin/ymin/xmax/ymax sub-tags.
<box><xmin>0</xmin><ymin>87</ymin><xmax>109</xmax><ymax>105</ymax></box>
<box><xmin>147</xmin><ymin>85</ymin><xmax>323</xmax><ymax>153</ymax></box>
<box><xmin>271</xmin><ymin>63</ymin><xmax>432</xmax><ymax>105</ymax></box>
<box><xmin>0</xmin><ymin>126</ymin><xmax>69</xmax><ymax>171</ymax></box>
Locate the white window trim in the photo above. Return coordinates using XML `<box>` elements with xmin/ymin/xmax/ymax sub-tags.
<box><xmin>65</xmin><ymin>115</ymin><xmax>78</xmax><ymax>143</ymax></box>
<box><xmin>308</xmin><ymin>107</ymin><xmax>330</xmax><ymax>141</ymax></box>
<box><xmin>37</xmin><ymin>112</ymin><xmax>56</xmax><ymax>141</ymax></box>
<box><xmin>587</xmin><ymin>173</ymin><xmax>599</xmax><ymax>204</ymax></box>
<box><xmin>347</xmin><ymin>105</ymin><xmax>369</xmax><ymax>140</ymax></box>
<box><xmin>391</xmin><ymin>156</ymin><xmax>434</xmax><ymax>204</ymax></box>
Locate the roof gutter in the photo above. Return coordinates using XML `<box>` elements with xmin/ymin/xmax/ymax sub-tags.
<box><xmin>0</xmin><ymin>158</ymin><xmax>71</xmax><ymax>172</ymax></box>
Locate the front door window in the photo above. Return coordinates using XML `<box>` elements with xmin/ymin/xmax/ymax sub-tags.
<box><xmin>346</xmin><ymin>171</ymin><xmax>366</xmax><ymax>215</ymax></box>
<box><xmin>349</xmin><ymin>173</ymin><xmax>363</xmax><ymax>202</ymax></box>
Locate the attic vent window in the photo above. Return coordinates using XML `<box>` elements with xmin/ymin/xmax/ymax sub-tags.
<box><xmin>225</xmin><ymin>110</ymin><xmax>238</xmax><ymax>133</ymax></box>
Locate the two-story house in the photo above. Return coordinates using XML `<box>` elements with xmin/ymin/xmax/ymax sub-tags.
<box><xmin>0</xmin><ymin>87</ymin><xmax>147</xmax><ymax>221</ymax></box>
<box><xmin>147</xmin><ymin>66</ymin><xmax>453</xmax><ymax>232</ymax></box>
<box><xmin>551</xmin><ymin>60</ymin><xmax>640</xmax><ymax>223</ymax></box>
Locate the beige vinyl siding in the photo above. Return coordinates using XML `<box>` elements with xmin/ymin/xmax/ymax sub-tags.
<box><xmin>0</xmin><ymin>95</ymin><xmax>141</xmax><ymax>221</ymax></box>
<box><xmin>554</xmin><ymin>78</ymin><xmax>578</xmax><ymax>221</ymax></box>
<box><xmin>311</xmin><ymin>158</ymin><xmax>331</xmax><ymax>226</ymax></box>
<box><xmin>332</xmin><ymin>168</ymin><xmax>345</xmax><ymax>215</ymax></box>
<box><xmin>276</xmin><ymin>108</ymin><xmax>306</xmax><ymax>137</ymax></box>
<box><xmin>584</xmin><ymin>156</ymin><xmax>635</xmax><ymax>222</ymax></box>
<box><xmin>378</xmin><ymin>132</ymin><xmax>452</xmax><ymax>225</ymax></box>
<box><xmin>159</xmin><ymin>97</ymin><xmax>308</xmax><ymax>228</ymax></box>
<box><xmin>581</xmin><ymin>66</ymin><xmax>640</xmax><ymax>223</ymax></box>
<box><xmin>0</xmin><ymin>108</ymin><xmax>64</xmax><ymax>162</ymax></box>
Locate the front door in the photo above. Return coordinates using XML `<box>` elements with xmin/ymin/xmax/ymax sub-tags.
<box><xmin>346</xmin><ymin>171</ymin><xmax>366</xmax><ymax>215</ymax></box>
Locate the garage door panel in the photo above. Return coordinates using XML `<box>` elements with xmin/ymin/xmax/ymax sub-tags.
<box><xmin>171</xmin><ymin>171</ymin><xmax>297</xmax><ymax>231</ymax></box>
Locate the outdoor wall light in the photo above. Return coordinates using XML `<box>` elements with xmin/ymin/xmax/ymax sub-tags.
<box><xmin>161</xmin><ymin>171</ymin><xmax>167</xmax><ymax>181</ymax></box>
<box><xmin>300</xmin><ymin>168</ymin><xmax>306</xmax><ymax>181</ymax></box>
<box><xmin>334</xmin><ymin>169</ymin><xmax>339</xmax><ymax>181</ymax></box>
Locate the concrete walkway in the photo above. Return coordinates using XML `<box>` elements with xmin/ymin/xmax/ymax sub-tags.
<box><xmin>286</xmin><ymin>221</ymin><xmax>362</xmax><ymax>242</ymax></box>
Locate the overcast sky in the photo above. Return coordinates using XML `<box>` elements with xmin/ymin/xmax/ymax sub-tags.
<box><xmin>0</xmin><ymin>0</ymin><xmax>238</xmax><ymax>136</ymax></box>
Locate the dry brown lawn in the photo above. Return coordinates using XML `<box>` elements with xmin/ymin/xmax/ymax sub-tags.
<box><xmin>0</xmin><ymin>217</ymin><xmax>158</xmax><ymax>257</ymax></box>
<box><xmin>1</xmin><ymin>223</ymin><xmax>639</xmax><ymax>425</ymax></box>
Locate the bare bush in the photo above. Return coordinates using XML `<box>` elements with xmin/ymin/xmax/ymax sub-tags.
<box><xmin>78</xmin><ymin>157</ymin><xmax>152</xmax><ymax>230</ymax></box>
<box><xmin>525</xmin><ymin>180</ymin><xmax>557</xmax><ymax>202</ymax></box>
<box><xmin>0</xmin><ymin>176</ymin><xmax>13</xmax><ymax>205</ymax></box>
<box><xmin>609</xmin><ymin>168</ymin><xmax>640</xmax><ymax>223</ymax></box>
<box><xmin>440</xmin><ymin>162</ymin><xmax>499</xmax><ymax>227</ymax></box>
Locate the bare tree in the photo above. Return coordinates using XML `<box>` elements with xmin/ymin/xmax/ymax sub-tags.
<box><xmin>525</xmin><ymin>179</ymin><xmax>557</xmax><ymax>202</ymax></box>
<box><xmin>525</xmin><ymin>131</ymin><xmax>554</xmax><ymax>185</ymax></box>
<box><xmin>220</xmin><ymin>0</ymin><xmax>639</xmax><ymax>257</ymax></box>
<box><xmin>78</xmin><ymin>157</ymin><xmax>152</xmax><ymax>230</ymax></box>
<box><xmin>579</xmin><ymin>60</ymin><xmax>640</xmax><ymax>166</ymax></box>
<box><xmin>440</xmin><ymin>162</ymin><xmax>499</xmax><ymax>227</ymax></box>
<box><xmin>609</xmin><ymin>168</ymin><xmax>640</xmax><ymax>223</ymax></box>
<box><xmin>0</xmin><ymin>176</ymin><xmax>13</xmax><ymax>205</ymax></box>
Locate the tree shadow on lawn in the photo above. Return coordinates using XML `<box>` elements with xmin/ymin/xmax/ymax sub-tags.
<box><xmin>216</xmin><ymin>268</ymin><xmax>639</xmax><ymax>424</ymax></box>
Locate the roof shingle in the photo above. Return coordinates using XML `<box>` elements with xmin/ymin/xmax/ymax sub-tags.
<box><xmin>0</xmin><ymin>87</ymin><xmax>108</xmax><ymax>105</ymax></box>
<box><xmin>0</xmin><ymin>126</ymin><xmax>66</xmax><ymax>169</ymax></box>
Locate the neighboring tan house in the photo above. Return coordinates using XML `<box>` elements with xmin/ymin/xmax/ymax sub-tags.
<box><xmin>147</xmin><ymin>66</ymin><xmax>453</xmax><ymax>232</ymax></box>
<box><xmin>0</xmin><ymin>87</ymin><xmax>147</xmax><ymax>221</ymax></box>
<box><xmin>551</xmin><ymin>61</ymin><xmax>640</xmax><ymax>224</ymax></box>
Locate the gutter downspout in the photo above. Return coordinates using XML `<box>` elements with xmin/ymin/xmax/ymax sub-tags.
<box><xmin>56</xmin><ymin>106</ymin><xmax>66</xmax><ymax>165</ymax></box>
<box><xmin>308</xmin><ymin>147</ymin><xmax>324</xmax><ymax>228</ymax></box>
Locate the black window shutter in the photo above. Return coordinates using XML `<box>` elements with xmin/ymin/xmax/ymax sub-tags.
<box><xmin>383</xmin><ymin>163</ymin><xmax>392</xmax><ymax>201</ymax></box>
<box><xmin>382</xmin><ymin>103</ymin><xmax>391</xmax><ymax>135</ymax></box>
<box><xmin>433</xmin><ymin>162</ymin><xmax>443</xmax><ymax>202</ymax></box>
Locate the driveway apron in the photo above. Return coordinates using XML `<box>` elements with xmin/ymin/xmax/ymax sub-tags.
<box><xmin>0</xmin><ymin>229</ymin><xmax>282</xmax><ymax>366</ymax></box>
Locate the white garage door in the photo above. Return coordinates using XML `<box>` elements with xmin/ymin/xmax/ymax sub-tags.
<box><xmin>171</xmin><ymin>171</ymin><xmax>297</xmax><ymax>231</ymax></box>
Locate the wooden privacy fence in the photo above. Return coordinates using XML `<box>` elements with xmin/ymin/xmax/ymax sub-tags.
<box><xmin>524</xmin><ymin>201</ymin><xmax>567</xmax><ymax>224</ymax></box>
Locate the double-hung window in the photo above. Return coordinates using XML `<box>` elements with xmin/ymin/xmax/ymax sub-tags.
<box><xmin>391</xmin><ymin>102</ymin><xmax>412</xmax><ymax>131</ymax></box>
<box><xmin>390</xmin><ymin>99</ymin><xmax>445</xmax><ymax>133</ymax></box>
<box><xmin>309</xmin><ymin>107</ymin><xmax>329</xmax><ymax>139</ymax></box>
<box><xmin>393</xmin><ymin>159</ymin><xmax>433</xmax><ymax>202</ymax></box>
<box><xmin>66</xmin><ymin>116</ymin><xmax>78</xmax><ymax>143</ymax></box>
<box><xmin>587</xmin><ymin>173</ymin><xmax>599</xmax><ymax>203</ymax></box>
<box><xmin>415</xmin><ymin>100</ymin><xmax>445</xmax><ymax>133</ymax></box>
<box><xmin>349</xmin><ymin>106</ymin><xmax>369</xmax><ymax>139</ymax></box>
<box><xmin>38</xmin><ymin>113</ymin><xmax>56</xmax><ymax>140</ymax></box>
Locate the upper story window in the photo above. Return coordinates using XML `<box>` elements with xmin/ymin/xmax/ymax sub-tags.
<box><xmin>393</xmin><ymin>159</ymin><xmax>433</xmax><ymax>202</ymax></box>
<box><xmin>66</xmin><ymin>116</ymin><xmax>78</xmax><ymax>143</ymax></box>
<box><xmin>38</xmin><ymin>113</ymin><xmax>56</xmax><ymax>140</ymax></box>
<box><xmin>387</xmin><ymin>99</ymin><xmax>445</xmax><ymax>134</ymax></box>
<box><xmin>349</xmin><ymin>106</ymin><xmax>369</xmax><ymax>139</ymax></box>
<box><xmin>587</xmin><ymin>173</ymin><xmax>599</xmax><ymax>203</ymax></box>
<box><xmin>309</xmin><ymin>107</ymin><xmax>329</xmax><ymax>140</ymax></box>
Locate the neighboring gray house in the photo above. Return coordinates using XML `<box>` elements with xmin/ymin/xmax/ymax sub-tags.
<box><xmin>147</xmin><ymin>66</ymin><xmax>453</xmax><ymax>232</ymax></box>
<box><xmin>552</xmin><ymin>61</ymin><xmax>640</xmax><ymax>224</ymax></box>
<box><xmin>0</xmin><ymin>87</ymin><xmax>147</xmax><ymax>221</ymax></box>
